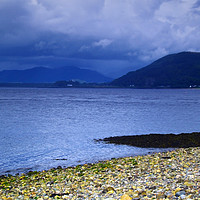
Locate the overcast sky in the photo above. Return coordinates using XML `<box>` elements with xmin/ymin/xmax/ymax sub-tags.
<box><xmin>0</xmin><ymin>0</ymin><xmax>200</xmax><ymax>78</ymax></box>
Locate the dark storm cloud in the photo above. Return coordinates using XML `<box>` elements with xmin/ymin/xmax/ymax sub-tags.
<box><xmin>0</xmin><ymin>0</ymin><xmax>200</xmax><ymax>77</ymax></box>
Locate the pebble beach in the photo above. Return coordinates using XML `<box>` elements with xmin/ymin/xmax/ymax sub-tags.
<box><xmin>0</xmin><ymin>147</ymin><xmax>199</xmax><ymax>199</ymax></box>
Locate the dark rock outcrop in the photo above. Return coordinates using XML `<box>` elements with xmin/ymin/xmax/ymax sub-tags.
<box><xmin>96</xmin><ymin>132</ymin><xmax>200</xmax><ymax>148</ymax></box>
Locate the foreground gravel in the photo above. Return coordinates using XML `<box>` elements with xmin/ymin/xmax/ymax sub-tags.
<box><xmin>0</xmin><ymin>147</ymin><xmax>199</xmax><ymax>199</ymax></box>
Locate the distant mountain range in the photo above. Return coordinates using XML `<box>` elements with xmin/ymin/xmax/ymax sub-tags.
<box><xmin>0</xmin><ymin>66</ymin><xmax>112</xmax><ymax>83</ymax></box>
<box><xmin>112</xmin><ymin>52</ymin><xmax>200</xmax><ymax>88</ymax></box>
<box><xmin>1</xmin><ymin>52</ymin><xmax>200</xmax><ymax>88</ymax></box>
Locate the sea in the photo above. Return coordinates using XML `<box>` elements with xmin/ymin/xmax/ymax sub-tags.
<box><xmin>0</xmin><ymin>88</ymin><xmax>200</xmax><ymax>175</ymax></box>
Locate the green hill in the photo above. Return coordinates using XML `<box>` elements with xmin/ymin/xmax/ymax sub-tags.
<box><xmin>112</xmin><ymin>52</ymin><xmax>200</xmax><ymax>88</ymax></box>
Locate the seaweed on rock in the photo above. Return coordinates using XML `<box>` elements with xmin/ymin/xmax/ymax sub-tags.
<box><xmin>96</xmin><ymin>132</ymin><xmax>200</xmax><ymax>148</ymax></box>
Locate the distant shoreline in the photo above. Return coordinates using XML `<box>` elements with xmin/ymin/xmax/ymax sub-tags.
<box><xmin>0</xmin><ymin>82</ymin><xmax>199</xmax><ymax>89</ymax></box>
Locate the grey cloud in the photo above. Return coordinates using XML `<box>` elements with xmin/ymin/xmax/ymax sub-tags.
<box><xmin>0</xmin><ymin>0</ymin><xmax>200</xmax><ymax>76</ymax></box>
<box><xmin>0</xmin><ymin>0</ymin><xmax>39</xmax><ymax>46</ymax></box>
<box><xmin>93</xmin><ymin>39</ymin><xmax>113</xmax><ymax>48</ymax></box>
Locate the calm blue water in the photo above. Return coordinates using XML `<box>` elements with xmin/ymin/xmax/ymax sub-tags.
<box><xmin>0</xmin><ymin>88</ymin><xmax>200</xmax><ymax>175</ymax></box>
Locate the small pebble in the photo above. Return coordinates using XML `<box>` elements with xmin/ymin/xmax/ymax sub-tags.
<box><xmin>180</xmin><ymin>194</ymin><xmax>186</xmax><ymax>199</ymax></box>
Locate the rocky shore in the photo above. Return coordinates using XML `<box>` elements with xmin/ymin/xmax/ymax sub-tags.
<box><xmin>96</xmin><ymin>132</ymin><xmax>200</xmax><ymax>148</ymax></box>
<box><xmin>0</xmin><ymin>147</ymin><xmax>199</xmax><ymax>199</ymax></box>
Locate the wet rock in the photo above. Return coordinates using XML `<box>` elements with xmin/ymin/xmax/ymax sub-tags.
<box><xmin>180</xmin><ymin>194</ymin><xmax>186</xmax><ymax>199</ymax></box>
<box><xmin>0</xmin><ymin>175</ymin><xmax>6</xmax><ymax>179</ymax></box>
<box><xmin>50</xmin><ymin>192</ymin><xmax>69</xmax><ymax>197</ymax></box>
<box><xmin>121</xmin><ymin>194</ymin><xmax>132</xmax><ymax>200</ymax></box>
<box><xmin>102</xmin><ymin>186</ymin><xmax>115</xmax><ymax>194</ymax></box>
<box><xmin>175</xmin><ymin>190</ymin><xmax>186</xmax><ymax>197</ymax></box>
<box><xmin>162</xmin><ymin>156</ymin><xmax>171</xmax><ymax>159</ymax></box>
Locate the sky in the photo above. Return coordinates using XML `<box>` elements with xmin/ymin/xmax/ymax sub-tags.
<box><xmin>0</xmin><ymin>0</ymin><xmax>200</xmax><ymax>78</ymax></box>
